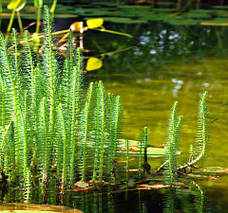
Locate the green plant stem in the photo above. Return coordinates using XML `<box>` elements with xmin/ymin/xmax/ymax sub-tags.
<box><xmin>178</xmin><ymin>92</ymin><xmax>208</xmax><ymax>171</ymax></box>
<box><xmin>6</xmin><ymin>10</ymin><xmax>16</xmax><ymax>41</ymax></box>
<box><xmin>36</xmin><ymin>7</ymin><xmax>41</xmax><ymax>34</ymax></box>
<box><xmin>50</xmin><ymin>0</ymin><xmax>57</xmax><ymax>21</ymax></box>
<box><xmin>17</xmin><ymin>11</ymin><xmax>23</xmax><ymax>34</ymax></box>
<box><xmin>92</xmin><ymin>28</ymin><xmax>133</xmax><ymax>39</ymax></box>
<box><xmin>69</xmin><ymin>52</ymin><xmax>82</xmax><ymax>184</ymax></box>
<box><xmin>81</xmin><ymin>103</ymin><xmax>89</xmax><ymax>182</ymax></box>
<box><xmin>98</xmin><ymin>81</ymin><xmax>105</xmax><ymax>181</ymax></box>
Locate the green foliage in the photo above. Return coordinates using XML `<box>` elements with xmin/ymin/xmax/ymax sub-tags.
<box><xmin>188</xmin><ymin>91</ymin><xmax>209</xmax><ymax>165</ymax></box>
<box><xmin>164</xmin><ymin>92</ymin><xmax>209</xmax><ymax>185</ymax></box>
<box><xmin>165</xmin><ymin>102</ymin><xmax>183</xmax><ymax>185</ymax></box>
<box><xmin>0</xmin><ymin>7</ymin><xmax>123</xmax><ymax>200</ymax></box>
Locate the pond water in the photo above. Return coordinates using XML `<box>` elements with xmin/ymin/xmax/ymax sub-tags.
<box><xmin>85</xmin><ymin>21</ymin><xmax>228</xmax><ymax>212</ymax></box>
<box><xmin>1</xmin><ymin>5</ymin><xmax>228</xmax><ymax>212</ymax></box>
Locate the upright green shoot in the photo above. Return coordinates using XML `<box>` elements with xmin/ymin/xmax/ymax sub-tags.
<box><xmin>165</xmin><ymin>102</ymin><xmax>182</xmax><ymax>185</ymax></box>
<box><xmin>98</xmin><ymin>81</ymin><xmax>105</xmax><ymax>181</ymax></box>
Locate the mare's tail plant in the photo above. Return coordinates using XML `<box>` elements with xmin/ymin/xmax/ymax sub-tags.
<box><xmin>80</xmin><ymin>82</ymin><xmax>94</xmax><ymax>182</ymax></box>
<box><xmin>165</xmin><ymin>102</ymin><xmax>183</xmax><ymax>185</ymax></box>
<box><xmin>178</xmin><ymin>91</ymin><xmax>209</xmax><ymax>171</ymax></box>
<box><xmin>138</xmin><ymin>127</ymin><xmax>149</xmax><ymax>177</ymax></box>
<box><xmin>0</xmin><ymin>6</ymin><xmax>123</xmax><ymax>202</ymax></box>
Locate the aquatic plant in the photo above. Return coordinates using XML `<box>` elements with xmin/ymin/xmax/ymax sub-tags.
<box><xmin>165</xmin><ymin>102</ymin><xmax>183</xmax><ymax>185</ymax></box>
<box><xmin>0</xmin><ymin>6</ymin><xmax>123</xmax><ymax>201</ymax></box>
<box><xmin>177</xmin><ymin>91</ymin><xmax>209</xmax><ymax>172</ymax></box>
<box><xmin>158</xmin><ymin>92</ymin><xmax>209</xmax><ymax>185</ymax></box>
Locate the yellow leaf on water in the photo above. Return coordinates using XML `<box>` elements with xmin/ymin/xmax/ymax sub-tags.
<box><xmin>7</xmin><ymin>0</ymin><xmax>26</xmax><ymax>11</ymax></box>
<box><xmin>86</xmin><ymin>18</ymin><xmax>103</xmax><ymax>29</ymax></box>
<box><xmin>86</xmin><ymin>57</ymin><xmax>103</xmax><ymax>71</ymax></box>
<box><xmin>200</xmin><ymin>21</ymin><xmax>228</xmax><ymax>26</ymax></box>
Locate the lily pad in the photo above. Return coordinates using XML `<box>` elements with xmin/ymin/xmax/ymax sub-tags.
<box><xmin>90</xmin><ymin>2</ymin><xmax>119</xmax><ymax>7</ymax></box>
<box><xmin>102</xmin><ymin>17</ymin><xmax>146</xmax><ymax>24</ymax></box>
<box><xmin>152</xmin><ymin>8</ymin><xmax>176</xmax><ymax>13</ymax></box>
<box><xmin>166</xmin><ymin>18</ymin><xmax>199</xmax><ymax>26</ymax></box>
<box><xmin>74</xmin><ymin>180</ymin><xmax>89</xmax><ymax>188</ymax></box>
<box><xmin>213</xmin><ymin>5</ymin><xmax>228</xmax><ymax>9</ymax></box>
<box><xmin>200</xmin><ymin>18</ymin><xmax>228</xmax><ymax>26</ymax></box>
<box><xmin>118</xmin><ymin>139</ymin><xmax>166</xmax><ymax>157</ymax></box>
<box><xmin>183</xmin><ymin>10</ymin><xmax>211</xmax><ymax>19</ymax></box>
<box><xmin>213</xmin><ymin>10</ymin><xmax>228</xmax><ymax>17</ymax></box>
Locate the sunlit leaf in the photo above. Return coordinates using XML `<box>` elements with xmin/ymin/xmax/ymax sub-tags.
<box><xmin>50</xmin><ymin>0</ymin><xmax>57</xmax><ymax>13</ymax></box>
<box><xmin>34</xmin><ymin>0</ymin><xmax>43</xmax><ymax>8</ymax></box>
<box><xmin>86</xmin><ymin>57</ymin><xmax>103</xmax><ymax>71</ymax></box>
<box><xmin>86</xmin><ymin>18</ymin><xmax>103</xmax><ymax>29</ymax></box>
<box><xmin>200</xmin><ymin>19</ymin><xmax>228</xmax><ymax>26</ymax></box>
<box><xmin>7</xmin><ymin>0</ymin><xmax>26</xmax><ymax>11</ymax></box>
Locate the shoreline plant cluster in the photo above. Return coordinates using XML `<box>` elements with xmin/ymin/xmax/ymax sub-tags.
<box><xmin>0</xmin><ymin>6</ymin><xmax>122</xmax><ymax>201</ymax></box>
<box><xmin>0</xmin><ymin>6</ymin><xmax>209</xmax><ymax>203</ymax></box>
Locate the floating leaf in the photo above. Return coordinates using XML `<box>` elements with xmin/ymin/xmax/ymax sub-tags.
<box><xmin>86</xmin><ymin>57</ymin><xmax>103</xmax><ymax>71</ymax></box>
<box><xmin>74</xmin><ymin>180</ymin><xmax>89</xmax><ymax>188</ymax></box>
<box><xmin>166</xmin><ymin>18</ymin><xmax>199</xmax><ymax>25</ymax></box>
<box><xmin>7</xmin><ymin>0</ymin><xmax>26</xmax><ymax>11</ymax></box>
<box><xmin>73</xmin><ymin>183</ymin><xmax>94</xmax><ymax>192</ymax></box>
<box><xmin>152</xmin><ymin>8</ymin><xmax>176</xmax><ymax>13</ymax></box>
<box><xmin>102</xmin><ymin>17</ymin><xmax>146</xmax><ymax>24</ymax></box>
<box><xmin>200</xmin><ymin>18</ymin><xmax>228</xmax><ymax>26</ymax></box>
<box><xmin>136</xmin><ymin>183</ymin><xmax>169</xmax><ymax>190</ymax></box>
<box><xmin>213</xmin><ymin>5</ymin><xmax>228</xmax><ymax>9</ymax></box>
<box><xmin>90</xmin><ymin>2</ymin><xmax>118</xmax><ymax>7</ymax></box>
<box><xmin>86</xmin><ymin>18</ymin><xmax>103</xmax><ymax>29</ymax></box>
<box><xmin>183</xmin><ymin>10</ymin><xmax>211</xmax><ymax>19</ymax></box>
<box><xmin>118</xmin><ymin>139</ymin><xmax>180</xmax><ymax>157</ymax></box>
<box><xmin>118</xmin><ymin>5</ymin><xmax>151</xmax><ymax>10</ymax></box>
<box><xmin>118</xmin><ymin>139</ymin><xmax>166</xmax><ymax>157</ymax></box>
<box><xmin>213</xmin><ymin>10</ymin><xmax>228</xmax><ymax>17</ymax></box>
